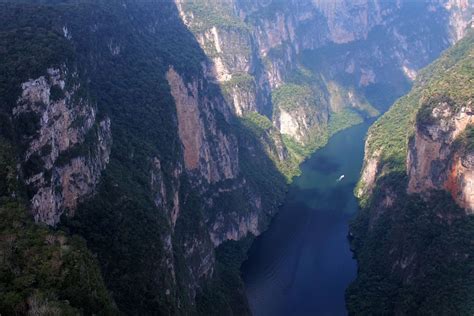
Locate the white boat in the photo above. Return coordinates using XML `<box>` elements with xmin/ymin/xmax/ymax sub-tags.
<box><xmin>336</xmin><ymin>175</ymin><xmax>345</xmax><ymax>182</ymax></box>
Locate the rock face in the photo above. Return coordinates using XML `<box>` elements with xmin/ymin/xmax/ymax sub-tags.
<box><xmin>166</xmin><ymin>67</ymin><xmax>239</xmax><ymax>183</ymax></box>
<box><xmin>407</xmin><ymin>98</ymin><xmax>474</xmax><ymax>212</ymax></box>
<box><xmin>348</xmin><ymin>31</ymin><xmax>474</xmax><ymax>315</ymax></box>
<box><xmin>165</xmin><ymin>64</ymin><xmax>279</xmax><ymax>248</ymax></box>
<box><xmin>445</xmin><ymin>0</ymin><xmax>474</xmax><ymax>42</ymax></box>
<box><xmin>446</xmin><ymin>150</ymin><xmax>474</xmax><ymax>212</ymax></box>
<box><xmin>2</xmin><ymin>1</ymin><xmax>473</xmax><ymax>315</ymax></box>
<box><xmin>311</xmin><ymin>0</ymin><xmax>386</xmax><ymax>44</ymax></box>
<box><xmin>357</xmin><ymin>144</ymin><xmax>381</xmax><ymax>199</ymax></box>
<box><xmin>176</xmin><ymin>0</ymin><xmax>473</xmax><ymax>156</ymax></box>
<box><xmin>278</xmin><ymin>106</ymin><xmax>323</xmax><ymax>144</ymax></box>
<box><xmin>13</xmin><ymin>67</ymin><xmax>111</xmax><ymax>225</ymax></box>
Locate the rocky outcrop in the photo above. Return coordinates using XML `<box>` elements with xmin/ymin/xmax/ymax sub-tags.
<box><xmin>176</xmin><ymin>0</ymin><xmax>473</xmax><ymax>159</ymax></box>
<box><xmin>311</xmin><ymin>0</ymin><xmax>386</xmax><ymax>44</ymax></box>
<box><xmin>209</xmin><ymin>188</ymin><xmax>261</xmax><ymax>245</ymax></box>
<box><xmin>445</xmin><ymin>150</ymin><xmax>474</xmax><ymax>212</ymax></box>
<box><xmin>13</xmin><ymin>67</ymin><xmax>111</xmax><ymax>225</ymax></box>
<box><xmin>277</xmin><ymin>106</ymin><xmax>323</xmax><ymax>145</ymax></box>
<box><xmin>151</xmin><ymin>157</ymin><xmax>182</xmax><ymax>229</ymax></box>
<box><xmin>357</xmin><ymin>145</ymin><xmax>381</xmax><ymax>198</ymax></box>
<box><xmin>166</xmin><ymin>67</ymin><xmax>239</xmax><ymax>183</ymax></box>
<box><xmin>407</xmin><ymin>98</ymin><xmax>474</xmax><ymax>212</ymax></box>
<box><xmin>444</xmin><ymin>0</ymin><xmax>474</xmax><ymax>42</ymax></box>
<box><xmin>166</xmin><ymin>66</ymin><xmax>279</xmax><ymax>246</ymax></box>
<box><xmin>348</xmin><ymin>32</ymin><xmax>474</xmax><ymax>315</ymax></box>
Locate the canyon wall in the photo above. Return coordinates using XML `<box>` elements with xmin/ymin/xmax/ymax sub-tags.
<box><xmin>407</xmin><ymin>96</ymin><xmax>474</xmax><ymax>212</ymax></box>
<box><xmin>349</xmin><ymin>31</ymin><xmax>474</xmax><ymax>314</ymax></box>
<box><xmin>13</xmin><ymin>67</ymin><xmax>112</xmax><ymax>225</ymax></box>
<box><xmin>176</xmin><ymin>0</ymin><xmax>473</xmax><ymax>174</ymax></box>
<box><xmin>0</xmin><ymin>0</ymin><xmax>472</xmax><ymax>314</ymax></box>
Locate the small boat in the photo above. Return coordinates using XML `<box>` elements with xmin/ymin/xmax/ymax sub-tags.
<box><xmin>336</xmin><ymin>175</ymin><xmax>345</xmax><ymax>182</ymax></box>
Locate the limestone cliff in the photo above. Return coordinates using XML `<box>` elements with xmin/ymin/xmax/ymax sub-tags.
<box><xmin>348</xmin><ymin>31</ymin><xmax>474</xmax><ymax>315</ymax></box>
<box><xmin>176</xmin><ymin>0</ymin><xmax>473</xmax><ymax>172</ymax></box>
<box><xmin>166</xmin><ymin>67</ymin><xmax>239</xmax><ymax>183</ymax></box>
<box><xmin>13</xmin><ymin>67</ymin><xmax>111</xmax><ymax>225</ymax></box>
<box><xmin>407</xmin><ymin>97</ymin><xmax>474</xmax><ymax>212</ymax></box>
<box><xmin>1</xmin><ymin>0</ymin><xmax>473</xmax><ymax>315</ymax></box>
<box><xmin>445</xmin><ymin>0</ymin><xmax>474</xmax><ymax>42</ymax></box>
<box><xmin>165</xmin><ymin>66</ymin><xmax>282</xmax><ymax>246</ymax></box>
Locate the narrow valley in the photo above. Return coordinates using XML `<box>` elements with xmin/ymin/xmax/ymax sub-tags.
<box><xmin>0</xmin><ymin>1</ymin><xmax>472</xmax><ymax>315</ymax></box>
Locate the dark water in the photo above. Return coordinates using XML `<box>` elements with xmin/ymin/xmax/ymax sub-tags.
<box><xmin>242</xmin><ymin>121</ymin><xmax>371</xmax><ymax>316</ymax></box>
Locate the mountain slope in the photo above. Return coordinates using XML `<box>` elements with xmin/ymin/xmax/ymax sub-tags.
<box><xmin>176</xmin><ymin>0</ymin><xmax>473</xmax><ymax>178</ymax></box>
<box><xmin>348</xmin><ymin>30</ymin><xmax>474</xmax><ymax>315</ymax></box>
<box><xmin>0</xmin><ymin>1</ymin><xmax>286</xmax><ymax>314</ymax></box>
<box><xmin>0</xmin><ymin>0</ymin><xmax>472</xmax><ymax>314</ymax></box>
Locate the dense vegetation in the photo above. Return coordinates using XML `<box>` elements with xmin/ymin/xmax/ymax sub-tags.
<box><xmin>240</xmin><ymin>112</ymin><xmax>300</xmax><ymax>180</ymax></box>
<box><xmin>0</xmin><ymin>1</ymin><xmax>288</xmax><ymax>314</ymax></box>
<box><xmin>272</xmin><ymin>84</ymin><xmax>316</xmax><ymax>111</ymax></box>
<box><xmin>348</xmin><ymin>176</ymin><xmax>474</xmax><ymax>315</ymax></box>
<box><xmin>2</xmin><ymin>0</ymin><xmax>469</xmax><ymax>314</ymax></box>
<box><xmin>348</xmin><ymin>31</ymin><xmax>474</xmax><ymax>314</ymax></box>
<box><xmin>0</xmin><ymin>200</ymin><xmax>117</xmax><ymax>315</ymax></box>
<box><xmin>182</xmin><ymin>1</ymin><xmax>248</xmax><ymax>32</ymax></box>
<box><xmin>0</xmin><ymin>3</ymin><xmax>119</xmax><ymax>314</ymax></box>
<box><xmin>196</xmin><ymin>238</ymin><xmax>254</xmax><ymax>315</ymax></box>
<box><xmin>364</xmin><ymin>31</ymin><xmax>474</xmax><ymax>176</ymax></box>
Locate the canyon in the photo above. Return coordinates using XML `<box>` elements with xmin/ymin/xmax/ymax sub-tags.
<box><xmin>350</xmin><ymin>30</ymin><xmax>474</xmax><ymax>314</ymax></box>
<box><xmin>0</xmin><ymin>0</ymin><xmax>472</xmax><ymax>315</ymax></box>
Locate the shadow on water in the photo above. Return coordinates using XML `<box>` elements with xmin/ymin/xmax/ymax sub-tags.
<box><xmin>242</xmin><ymin>121</ymin><xmax>372</xmax><ymax>316</ymax></box>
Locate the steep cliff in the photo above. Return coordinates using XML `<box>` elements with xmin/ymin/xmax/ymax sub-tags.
<box><xmin>408</xmin><ymin>96</ymin><xmax>474</xmax><ymax>212</ymax></box>
<box><xmin>0</xmin><ymin>6</ymin><xmax>116</xmax><ymax>312</ymax></box>
<box><xmin>1</xmin><ymin>0</ymin><xmax>473</xmax><ymax>315</ymax></box>
<box><xmin>349</xmin><ymin>31</ymin><xmax>474</xmax><ymax>314</ymax></box>
<box><xmin>0</xmin><ymin>1</ymin><xmax>286</xmax><ymax>314</ymax></box>
<box><xmin>14</xmin><ymin>67</ymin><xmax>112</xmax><ymax>225</ymax></box>
<box><xmin>176</xmin><ymin>0</ymin><xmax>473</xmax><ymax>179</ymax></box>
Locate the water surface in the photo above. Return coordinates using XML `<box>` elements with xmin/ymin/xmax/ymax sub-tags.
<box><xmin>242</xmin><ymin>121</ymin><xmax>371</xmax><ymax>316</ymax></box>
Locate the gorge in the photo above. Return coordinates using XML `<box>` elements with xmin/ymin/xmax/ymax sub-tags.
<box><xmin>0</xmin><ymin>0</ymin><xmax>473</xmax><ymax>315</ymax></box>
<box><xmin>242</xmin><ymin>120</ymin><xmax>371</xmax><ymax>315</ymax></box>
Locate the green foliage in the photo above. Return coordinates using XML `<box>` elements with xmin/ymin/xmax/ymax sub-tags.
<box><xmin>328</xmin><ymin>108</ymin><xmax>364</xmax><ymax>136</ymax></box>
<box><xmin>0</xmin><ymin>4</ymin><xmax>73</xmax><ymax>114</ymax></box>
<box><xmin>196</xmin><ymin>238</ymin><xmax>254</xmax><ymax>316</ymax></box>
<box><xmin>13</xmin><ymin>111</ymin><xmax>41</xmax><ymax>139</ymax></box>
<box><xmin>239</xmin><ymin>111</ymin><xmax>302</xmax><ymax>181</ymax></box>
<box><xmin>365</xmin><ymin>31</ymin><xmax>474</xmax><ymax>178</ymax></box>
<box><xmin>221</xmin><ymin>73</ymin><xmax>256</xmax><ymax>102</ymax></box>
<box><xmin>455</xmin><ymin>124</ymin><xmax>474</xmax><ymax>153</ymax></box>
<box><xmin>49</xmin><ymin>84</ymin><xmax>64</xmax><ymax>102</ymax></box>
<box><xmin>326</xmin><ymin>81</ymin><xmax>379</xmax><ymax>118</ymax></box>
<box><xmin>183</xmin><ymin>1</ymin><xmax>248</xmax><ymax>32</ymax></box>
<box><xmin>239</xmin><ymin>0</ymin><xmax>290</xmax><ymax>21</ymax></box>
<box><xmin>233</xmin><ymin>118</ymin><xmax>287</xmax><ymax>202</ymax></box>
<box><xmin>0</xmin><ymin>121</ymin><xmax>115</xmax><ymax>315</ymax></box>
<box><xmin>0</xmin><ymin>1</ymin><xmax>209</xmax><ymax>314</ymax></box>
<box><xmin>55</xmin><ymin>123</ymin><xmax>100</xmax><ymax>167</ymax></box>
<box><xmin>349</xmin><ymin>31</ymin><xmax>474</xmax><ymax>315</ymax></box>
<box><xmin>0</xmin><ymin>139</ymin><xmax>18</xmax><ymax>197</ymax></box>
<box><xmin>272</xmin><ymin>83</ymin><xmax>315</xmax><ymax>111</ymax></box>
<box><xmin>348</xmin><ymin>175</ymin><xmax>474</xmax><ymax>315</ymax></box>
<box><xmin>0</xmin><ymin>199</ymin><xmax>117</xmax><ymax>315</ymax></box>
<box><xmin>241</xmin><ymin>112</ymin><xmax>272</xmax><ymax>137</ymax></box>
<box><xmin>225</xmin><ymin>73</ymin><xmax>255</xmax><ymax>91</ymax></box>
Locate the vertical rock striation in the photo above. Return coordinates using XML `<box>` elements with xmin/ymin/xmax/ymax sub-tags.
<box><xmin>407</xmin><ymin>97</ymin><xmax>474</xmax><ymax>212</ymax></box>
<box><xmin>13</xmin><ymin>67</ymin><xmax>111</xmax><ymax>225</ymax></box>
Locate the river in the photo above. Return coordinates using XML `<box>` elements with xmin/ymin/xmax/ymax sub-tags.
<box><xmin>242</xmin><ymin>121</ymin><xmax>371</xmax><ymax>316</ymax></box>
